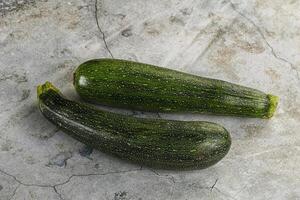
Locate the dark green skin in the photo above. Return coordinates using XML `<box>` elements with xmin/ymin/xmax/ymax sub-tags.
<box><xmin>74</xmin><ymin>59</ymin><xmax>278</xmax><ymax>118</ymax></box>
<box><xmin>38</xmin><ymin>82</ymin><xmax>231</xmax><ymax>170</ymax></box>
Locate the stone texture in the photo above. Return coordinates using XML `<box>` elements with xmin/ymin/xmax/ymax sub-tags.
<box><xmin>0</xmin><ymin>0</ymin><xmax>299</xmax><ymax>199</ymax></box>
<box><xmin>0</xmin><ymin>0</ymin><xmax>35</xmax><ymax>15</ymax></box>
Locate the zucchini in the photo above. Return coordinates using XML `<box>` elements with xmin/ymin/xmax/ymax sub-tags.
<box><xmin>73</xmin><ymin>59</ymin><xmax>278</xmax><ymax>118</ymax></box>
<box><xmin>37</xmin><ymin>82</ymin><xmax>231</xmax><ymax>169</ymax></box>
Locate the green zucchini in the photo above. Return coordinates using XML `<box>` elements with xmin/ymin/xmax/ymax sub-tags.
<box><xmin>73</xmin><ymin>59</ymin><xmax>278</xmax><ymax>118</ymax></box>
<box><xmin>37</xmin><ymin>82</ymin><xmax>231</xmax><ymax>169</ymax></box>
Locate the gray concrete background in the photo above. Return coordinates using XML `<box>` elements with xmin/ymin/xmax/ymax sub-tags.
<box><xmin>0</xmin><ymin>0</ymin><xmax>299</xmax><ymax>199</ymax></box>
<box><xmin>0</xmin><ymin>0</ymin><xmax>35</xmax><ymax>14</ymax></box>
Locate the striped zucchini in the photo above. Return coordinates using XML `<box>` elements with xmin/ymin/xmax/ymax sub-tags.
<box><xmin>37</xmin><ymin>82</ymin><xmax>231</xmax><ymax>169</ymax></box>
<box><xmin>73</xmin><ymin>59</ymin><xmax>278</xmax><ymax>118</ymax></box>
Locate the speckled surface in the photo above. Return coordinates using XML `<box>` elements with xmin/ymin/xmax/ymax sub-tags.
<box><xmin>0</xmin><ymin>0</ymin><xmax>299</xmax><ymax>199</ymax></box>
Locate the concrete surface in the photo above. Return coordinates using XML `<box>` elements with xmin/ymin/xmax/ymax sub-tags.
<box><xmin>0</xmin><ymin>0</ymin><xmax>299</xmax><ymax>199</ymax></box>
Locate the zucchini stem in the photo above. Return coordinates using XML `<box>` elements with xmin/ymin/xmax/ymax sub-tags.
<box><xmin>266</xmin><ymin>94</ymin><xmax>279</xmax><ymax>118</ymax></box>
<box><xmin>37</xmin><ymin>81</ymin><xmax>61</xmax><ymax>98</ymax></box>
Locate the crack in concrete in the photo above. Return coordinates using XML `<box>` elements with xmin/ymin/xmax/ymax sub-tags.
<box><xmin>8</xmin><ymin>184</ymin><xmax>20</xmax><ymax>200</ymax></box>
<box><xmin>0</xmin><ymin>168</ymin><xmax>141</xmax><ymax>200</ymax></box>
<box><xmin>53</xmin><ymin>169</ymin><xmax>141</xmax><ymax>188</ymax></box>
<box><xmin>94</xmin><ymin>0</ymin><xmax>114</xmax><ymax>58</ymax></box>
<box><xmin>0</xmin><ymin>168</ymin><xmax>64</xmax><ymax>200</ymax></box>
<box><xmin>210</xmin><ymin>178</ymin><xmax>218</xmax><ymax>192</ymax></box>
<box><xmin>53</xmin><ymin>186</ymin><xmax>64</xmax><ymax>200</ymax></box>
<box><xmin>229</xmin><ymin>1</ymin><xmax>300</xmax><ymax>81</ymax></box>
<box><xmin>148</xmin><ymin>168</ymin><xmax>176</xmax><ymax>184</ymax></box>
<box><xmin>1</xmin><ymin>166</ymin><xmax>228</xmax><ymax>200</ymax></box>
<box><xmin>186</xmin><ymin>178</ymin><xmax>239</xmax><ymax>200</ymax></box>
